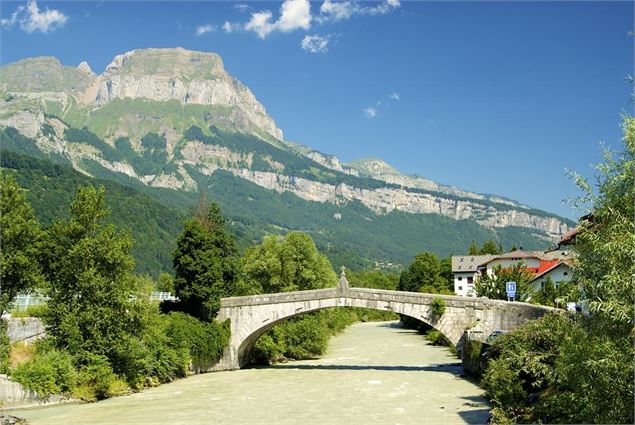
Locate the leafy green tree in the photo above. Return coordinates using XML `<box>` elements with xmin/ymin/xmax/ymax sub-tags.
<box><xmin>474</xmin><ymin>263</ymin><xmax>534</xmax><ymax>300</ymax></box>
<box><xmin>157</xmin><ymin>272</ymin><xmax>175</xmax><ymax>293</ymax></box>
<box><xmin>41</xmin><ymin>188</ymin><xmax>134</xmax><ymax>352</ymax></box>
<box><xmin>398</xmin><ymin>252</ymin><xmax>452</xmax><ymax>294</ymax></box>
<box><xmin>479</xmin><ymin>239</ymin><xmax>502</xmax><ymax>255</ymax></box>
<box><xmin>531</xmin><ymin>276</ymin><xmax>578</xmax><ymax>307</ymax></box>
<box><xmin>482</xmin><ymin>117</ymin><xmax>635</xmax><ymax>424</ymax></box>
<box><xmin>172</xmin><ymin>202</ymin><xmax>239</xmax><ymax>321</ymax></box>
<box><xmin>468</xmin><ymin>240</ymin><xmax>479</xmax><ymax>255</ymax></box>
<box><xmin>0</xmin><ymin>175</ymin><xmax>44</xmax><ymax>314</ymax></box>
<box><xmin>569</xmin><ymin>117</ymin><xmax>634</xmax><ymax>327</ymax></box>
<box><xmin>346</xmin><ymin>269</ymin><xmax>398</xmax><ymax>290</ymax></box>
<box><xmin>242</xmin><ymin>232</ymin><xmax>336</xmax><ymax>293</ymax></box>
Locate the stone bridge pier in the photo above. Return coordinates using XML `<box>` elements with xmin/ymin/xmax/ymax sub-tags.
<box><xmin>213</xmin><ymin>271</ymin><xmax>555</xmax><ymax>371</ymax></box>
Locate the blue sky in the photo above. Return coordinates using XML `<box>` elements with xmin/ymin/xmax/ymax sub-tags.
<box><xmin>1</xmin><ymin>1</ymin><xmax>633</xmax><ymax>218</ymax></box>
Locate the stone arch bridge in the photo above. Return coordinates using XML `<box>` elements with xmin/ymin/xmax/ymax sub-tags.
<box><xmin>214</xmin><ymin>271</ymin><xmax>555</xmax><ymax>371</ymax></box>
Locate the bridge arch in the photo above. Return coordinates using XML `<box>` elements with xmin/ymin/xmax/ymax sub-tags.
<box><xmin>213</xmin><ymin>272</ymin><xmax>555</xmax><ymax>371</ymax></box>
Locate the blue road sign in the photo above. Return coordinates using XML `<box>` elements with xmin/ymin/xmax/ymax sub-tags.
<box><xmin>506</xmin><ymin>281</ymin><xmax>517</xmax><ymax>298</ymax></box>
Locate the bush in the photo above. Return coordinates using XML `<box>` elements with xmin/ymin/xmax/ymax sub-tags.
<box><xmin>0</xmin><ymin>319</ymin><xmax>9</xmax><ymax>374</ymax></box>
<box><xmin>165</xmin><ymin>312</ymin><xmax>230</xmax><ymax>372</ymax></box>
<box><xmin>11</xmin><ymin>347</ymin><xmax>76</xmax><ymax>398</ymax></box>
<box><xmin>74</xmin><ymin>353</ymin><xmax>122</xmax><ymax>401</ymax></box>
<box><xmin>431</xmin><ymin>297</ymin><xmax>446</xmax><ymax>317</ymax></box>
<box><xmin>425</xmin><ymin>329</ymin><xmax>450</xmax><ymax>346</ymax></box>
<box><xmin>482</xmin><ymin>313</ymin><xmax>634</xmax><ymax>424</ymax></box>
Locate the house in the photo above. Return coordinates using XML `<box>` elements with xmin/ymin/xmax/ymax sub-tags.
<box><xmin>451</xmin><ymin>254</ymin><xmax>495</xmax><ymax>297</ymax></box>
<box><xmin>528</xmin><ymin>260</ymin><xmax>573</xmax><ymax>291</ymax></box>
<box><xmin>451</xmin><ymin>249</ymin><xmax>574</xmax><ymax>297</ymax></box>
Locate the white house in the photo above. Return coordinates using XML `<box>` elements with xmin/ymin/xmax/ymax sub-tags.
<box><xmin>451</xmin><ymin>255</ymin><xmax>495</xmax><ymax>297</ymax></box>
<box><xmin>529</xmin><ymin>261</ymin><xmax>573</xmax><ymax>292</ymax></box>
<box><xmin>452</xmin><ymin>249</ymin><xmax>574</xmax><ymax>297</ymax></box>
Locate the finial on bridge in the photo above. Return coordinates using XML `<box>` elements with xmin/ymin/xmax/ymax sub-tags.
<box><xmin>338</xmin><ymin>266</ymin><xmax>349</xmax><ymax>295</ymax></box>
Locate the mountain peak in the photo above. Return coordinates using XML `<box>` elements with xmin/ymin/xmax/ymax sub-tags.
<box><xmin>103</xmin><ymin>48</ymin><xmax>225</xmax><ymax>80</ymax></box>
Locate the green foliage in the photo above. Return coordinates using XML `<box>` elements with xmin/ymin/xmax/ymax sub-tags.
<box><xmin>172</xmin><ymin>202</ymin><xmax>240</xmax><ymax>321</ymax></box>
<box><xmin>425</xmin><ymin>329</ymin><xmax>450</xmax><ymax>346</ymax></box>
<box><xmin>398</xmin><ymin>252</ymin><xmax>452</xmax><ymax>294</ymax></box>
<box><xmin>483</xmin><ymin>313</ymin><xmax>634</xmax><ymax>424</ymax></box>
<box><xmin>569</xmin><ymin>117</ymin><xmax>634</xmax><ymax>326</ymax></box>
<box><xmin>468</xmin><ymin>240</ymin><xmax>479</xmax><ymax>255</ymax></box>
<box><xmin>242</xmin><ymin>232</ymin><xmax>337</xmax><ymax>293</ymax></box>
<box><xmin>165</xmin><ymin>312</ymin><xmax>230</xmax><ymax>371</ymax></box>
<box><xmin>157</xmin><ymin>272</ymin><xmax>175</xmax><ymax>293</ymax></box>
<box><xmin>430</xmin><ymin>297</ymin><xmax>446</xmax><ymax>317</ymax></box>
<box><xmin>475</xmin><ymin>263</ymin><xmax>535</xmax><ymax>301</ymax></box>
<box><xmin>10</xmin><ymin>304</ymin><xmax>49</xmax><ymax>318</ymax></box>
<box><xmin>1</xmin><ymin>150</ymin><xmax>186</xmax><ymax>277</ymax></box>
<box><xmin>0</xmin><ymin>320</ymin><xmax>9</xmax><ymax>374</ymax></box>
<box><xmin>0</xmin><ymin>175</ymin><xmax>44</xmax><ymax>314</ymax></box>
<box><xmin>12</xmin><ymin>347</ymin><xmax>76</xmax><ymax>398</ymax></box>
<box><xmin>74</xmin><ymin>353</ymin><xmax>123</xmax><ymax>401</ymax></box>
<box><xmin>531</xmin><ymin>276</ymin><xmax>578</xmax><ymax>308</ymax></box>
<box><xmin>346</xmin><ymin>269</ymin><xmax>398</xmax><ymax>290</ymax></box>
<box><xmin>480</xmin><ymin>239</ymin><xmax>502</xmax><ymax>255</ymax></box>
<box><xmin>483</xmin><ymin>118</ymin><xmax>635</xmax><ymax>425</ymax></box>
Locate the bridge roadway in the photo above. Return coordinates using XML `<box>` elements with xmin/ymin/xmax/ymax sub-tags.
<box><xmin>214</xmin><ymin>272</ymin><xmax>555</xmax><ymax>370</ymax></box>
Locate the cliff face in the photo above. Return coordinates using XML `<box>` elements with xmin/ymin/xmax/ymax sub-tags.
<box><xmin>0</xmin><ymin>48</ymin><xmax>571</xmax><ymax>242</ymax></box>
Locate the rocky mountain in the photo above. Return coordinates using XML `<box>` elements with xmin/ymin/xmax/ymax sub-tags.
<box><xmin>0</xmin><ymin>48</ymin><xmax>573</xmax><ymax>266</ymax></box>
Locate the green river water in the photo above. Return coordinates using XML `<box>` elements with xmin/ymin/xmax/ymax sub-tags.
<box><xmin>14</xmin><ymin>321</ymin><xmax>490</xmax><ymax>425</ymax></box>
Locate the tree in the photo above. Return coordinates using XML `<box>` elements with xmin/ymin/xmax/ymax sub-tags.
<box><xmin>398</xmin><ymin>252</ymin><xmax>452</xmax><ymax>294</ymax></box>
<box><xmin>569</xmin><ymin>117</ymin><xmax>634</xmax><ymax>327</ymax></box>
<box><xmin>242</xmin><ymin>232</ymin><xmax>336</xmax><ymax>294</ymax></box>
<box><xmin>479</xmin><ymin>239</ymin><xmax>502</xmax><ymax>255</ymax></box>
<box><xmin>157</xmin><ymin>272</ymin><xmax>175</xmax><ymax>293</ymax></box>
<box><xmin>0</xmin><ymin>176</ymin><xmax>44</xmax><ymax>314</ymax></box>
<box><xmin>481</xmin><ymin>117</ymin><xmax>635</xmax><ymax>424</ymax></box>
<box><xmin>40</xmin><ymin>187</ymin><xmax>143</xmax><ymax>365</ymax></box>
<box><xmin>474</xmin><ymin>263</ymin><xmax>534</xmax><ymax>300</ymax></box>
<box><xmin>172</xmin><ymin>202</ymin><xmax>239</xmax><ymax>321</ymax></box>
<box><xmin>468</xmin><ymin>240</ymin><xmax>479</xmax><ymax>255</ymax></box>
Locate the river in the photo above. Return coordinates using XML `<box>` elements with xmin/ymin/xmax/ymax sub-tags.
<box><xmin>15</xmin><ymin>321</ymin><xmax>490</xmax><ymax>425</ymax></box>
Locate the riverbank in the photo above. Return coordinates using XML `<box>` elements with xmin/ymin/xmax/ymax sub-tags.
<box><xmin>13</xmin><ymin>321</ymin><xmax>489</xmax><ymax>425</ymax></box>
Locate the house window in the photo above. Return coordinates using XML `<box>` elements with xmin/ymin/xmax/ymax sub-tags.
<box><xmin>458</xmin><ymin>286</ymin><xmax>463</xmax><ymax>291</ymax></box>
<box><xmin>467</xmin><ymin>277</ymin><xmax>473</xmax><ymax>284</ymax></box>
<box><xmin>458</xmin><ymin>276</ymin><xmax>463</xmax><ymax>281</ymax></box>
<box><xmin>541</xmin><ymin>282</ymin><xmax>545</xmax><ymax>290</ymax></box>
<box><xmin>563</xmin><ymin>272</ymin><xmax>568</xmax><ymax>276</ymax></box>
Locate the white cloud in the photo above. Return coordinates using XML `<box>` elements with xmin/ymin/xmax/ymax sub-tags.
<box><xmin>245</xmin><ymin>0</ymin><xmax>311</xmax><ymax>39</ymax></box>
<box><xmin>301</xmin><ymin>34</ymin><xmax>330</xmax><ymax>54</ymax></box>
<box><xmin>1</xmin><ymin>0</ymin><xmax>68</xmax><ymax>33</ymax></box>
<box><xmin>363</xmin><ymin>91</ymin><xmax>400</xmax><ymax>118</ymax></box>
<box><xmin>222</xmin><ymin>21</ymin><xmax>242</xmax><ymax>33</ymax></box>
<box><xmin>363</xmin><ymin>107</ymin><xmax>378</xmax><ymax>118</ymax></box>
<box><xmin>234</xmin><ymin>4</ymin><xmax>250</xmax><ymax>13</ymax></box>
<box><xmin>318</xmin><ymin>0</ymin><xmax>400</xmax><ymax>23</ymax></box>
<box><xmin>318</xmin><ymin>0</ymin><xmax>355</xmax><ymax>22</ymax></box>
<box><xmin>195</xmin><ymin>24</ymin><xmax>215</xmax><ymax>36</ymax></box>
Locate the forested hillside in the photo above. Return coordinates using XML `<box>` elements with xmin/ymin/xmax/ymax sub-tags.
<box><xmin>1</xmin><ymin>149</ymin><xmax>551</xmax><ymax>275</ymax></box>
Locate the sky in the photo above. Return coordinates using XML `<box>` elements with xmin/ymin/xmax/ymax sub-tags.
<box><xmin>1</xmin><ymin>0</ymin><xmax>633</xmax><ymax>218</ymax></box>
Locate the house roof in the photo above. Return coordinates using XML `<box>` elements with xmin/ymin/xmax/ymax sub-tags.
<box><xmin>494</xmin><ymin>249</ymin><xmax>540</xmax><ymax>260</ymax></box>
<box><xmin>530</xmin><ymin>261</ymin><xmax>572</xmax><ymax>282</ymax></box>
<box><xmin>451</xmin><ymin>255</ymin><xmax>495</xmax><ymax>272</ymax></box>
<box><xmin>558</xmin><ymin>227</ymin><xmax>579</xmax><ymax>246</ymax></box>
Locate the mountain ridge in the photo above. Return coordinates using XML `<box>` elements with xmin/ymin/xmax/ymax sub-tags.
<box><xmin>0</xmin><ymin>48</ymin><xmax>573</xmax><ymax>251</ymax></box>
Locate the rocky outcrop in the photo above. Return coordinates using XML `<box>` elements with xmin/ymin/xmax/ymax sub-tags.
<box><xmin>227</xmin><ymin>168</ymin><xmax>568</xmax><ymax>237</ymax></box>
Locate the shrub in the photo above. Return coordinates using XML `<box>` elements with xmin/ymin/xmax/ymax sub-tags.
<box><xmin>0</xmin><ymin>319</ymin><xmax>9</xmax><ymax>374</ymax></box>
<box><xmin>425</xmin><ymin>329</ymin><xmax>450</xmax><ymax>346</ymax></box>
<box><xmin>74</xmin><ymin>353</ymin><xmax>122</xmax><ymax>401</ymax></box>
<box><xmin>430</xmin><ymin>297</ymin><xmax>446</xmax><ymax>317</ymax></box>
<box><xmin>11</xmin><ymin>348</ymin><xmax>76</xmax><ymax>398</ymax></box>
<box><xmin>165</xmin><ymin>312</ymin><xmax>230</xmax><ymax>372</ymax></box>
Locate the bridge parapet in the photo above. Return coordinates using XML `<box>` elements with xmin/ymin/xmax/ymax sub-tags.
<box><xmin>213</xmin><ymin>275</ymin><xmax>558</xmax><ymax>371</ymax></box>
